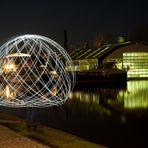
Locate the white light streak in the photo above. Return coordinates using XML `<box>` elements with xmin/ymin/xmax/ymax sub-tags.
<box><xmin>0</xmin><ymin>34</ymin><xmax>75</xmax><ymax>107</ymax></box>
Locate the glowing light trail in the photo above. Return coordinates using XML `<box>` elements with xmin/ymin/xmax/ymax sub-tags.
<box><xmin>0</xmin><ymin>34</ymin><xmax>75</xmax><ymax>107</ymax></box>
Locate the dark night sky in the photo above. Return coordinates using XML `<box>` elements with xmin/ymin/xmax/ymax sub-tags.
<box><xmin>0</xmin><ymin>0</ymin><xmax>148</xmax><ymax>47</ymax></box>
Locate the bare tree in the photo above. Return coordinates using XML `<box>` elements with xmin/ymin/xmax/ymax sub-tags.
<box><xmin>93</xmin><ymin>32</ymin><xmax>114</xmax><ymax>49</ymax></box>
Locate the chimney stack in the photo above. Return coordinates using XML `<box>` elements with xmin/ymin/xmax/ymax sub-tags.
<box><xmin>64</xmin><ymin>29</ymin><xmax>68</xmax><ymax>50</ymax></box>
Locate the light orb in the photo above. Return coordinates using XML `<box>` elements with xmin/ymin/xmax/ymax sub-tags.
<box><xmin>0</xmin><ymin>34</ymin><xmax>75</xmax><ymax>107</ymax></box>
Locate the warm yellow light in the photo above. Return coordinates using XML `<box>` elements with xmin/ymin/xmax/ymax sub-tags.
<box><xmin>4</xmin><ymin>86</ymin><xmax>16</xmax><ymax>99</ymax></box>
<box><xmin>51</xmin><ymin>86</ymin><xmax>57</xmax><ymax>96</ymax></box>
<box><xmin>3</xmin><ymin>63</ymin><xmax>16</xmax><ymax>74</ymax></box>
<box><xmin>6</xmin><ymin>86</ymin><xmax>10</xmax><ymax>98</ymax></box>
<box><xmin>50</xmin><ymin>70</ymin><xmax>57</xmax><ymax>75</ymax></box>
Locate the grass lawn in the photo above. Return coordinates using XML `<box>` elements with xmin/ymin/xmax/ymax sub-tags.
<box><xmin>0</xmin><ymin>110</ymin><xmax>106</xmax><ymax>148</ymax></box>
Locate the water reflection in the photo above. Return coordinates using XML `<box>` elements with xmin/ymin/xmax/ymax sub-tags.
<box><xmin>69</xmin><ymin>80</ymin><xmax>148</xmax><ymax>115</ymax></box>
<box><xmin>103</xmin><ymin>80</ymin><xmax>148</xmax><ymax>112</ymax></box>
<box><xmin>1</xmin><ymin>81</ymin><xmax>148</xmax><ymax>147</ymax></box>
<box><xmin>123</xmin><ymin>80</ymin><xmax>148</xmax><ymax>109</ymax></box>
<box><xmin>0</xmin><ymin>85</ymin><xmax>16</xmax><ymax>100</ymax></box>
<box><xmin>68</xmin><ymin>89</ymin><xmax>111</xmax><ymax>116</ymax></box>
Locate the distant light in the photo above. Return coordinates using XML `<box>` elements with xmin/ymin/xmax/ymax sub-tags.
<box><xmin>3</xmin><ymin>63</ymin><xmax>16</xmax><ymax>74</ymax></box>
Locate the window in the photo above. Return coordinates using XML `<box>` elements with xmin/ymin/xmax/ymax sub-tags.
<box><xmin>123</xmin><ymin>52</ymin><xmax>148</xmax><ymax>78</ymax></box>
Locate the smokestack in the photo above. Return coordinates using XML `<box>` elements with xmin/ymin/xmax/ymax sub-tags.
<box><xmin>64</xmin><ymin>29</ymin><xmax>68</xmax><ymax>50</ymax></box>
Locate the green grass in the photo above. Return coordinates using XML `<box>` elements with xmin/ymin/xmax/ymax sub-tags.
<box><xmin>0</xmin><ymin>110</ymin><xmax>106</xmax><ymax>148</ymax></box>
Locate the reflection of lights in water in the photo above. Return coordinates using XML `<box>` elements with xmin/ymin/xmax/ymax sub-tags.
<box><xmin>70</xmin><ymin>91</ymin><xmax>99</xmax><ymax>104</ymax></box>
<box><xmin>68</xmin><ymin>90</ymin><xmax>110</xmax><ymax>115</ymax></box>
<box><xmin>120</xmin><ymin>115</ymin><xmax>126</xmax><ymax>124</ymax></box>
<box><xmin>107</xmin><ymin>81</ymin><xmax>148</xmax><ymax>109</ymax></box>
<box><xmin>124</xmin><ymin>98</ymin><xmax>148</xmax><ymax>109</ymax></box>
<box><xmin>85</xmin><ymin>94</ymin><xmax>89</xmax><ymax>102</ymax></box>
<box><xmin>0</xmin><ymin>86</ymin><xmax>16</xmax><ymax>100</ymax></box>
<box><xmin>75</xmin><ymin>92</ymin><xmax>80</xmax><ymax>98</ymax></box>
<box><xmin>68</xmin><ymin>92</ymin><xmax>73</xmax><ymax>99</ymax></box>
<box><xmin>124</xmin><ymin>81</ymin><xmax>148</xmax><ymax>109</ymax></box>
<box><xmin>6</xmin><ymin>86</ymin><xmax>10</xmax><ymax>98</ymax></box>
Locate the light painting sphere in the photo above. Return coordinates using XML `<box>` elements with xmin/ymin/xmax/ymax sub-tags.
<box><xmin>0</xmin><ymin>34</ymin><xmax>75</xmax><ymax>107</ymax></box>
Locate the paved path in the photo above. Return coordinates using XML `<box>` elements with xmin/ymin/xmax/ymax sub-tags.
<box><xmin>0</xmin><ymin>125</ymin><xmax>49</xmax><ymax>148</ymax></box>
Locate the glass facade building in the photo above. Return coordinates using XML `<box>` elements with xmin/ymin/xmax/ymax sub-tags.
<box><xmin>68</xmin><ymin>42</ymin><xmax>148</xmax><ymax>79</ymax></box>
<box><xmin>123</xmin><ymin>52</ymin><xmax>148</xmax><ymax>78</ymax></box>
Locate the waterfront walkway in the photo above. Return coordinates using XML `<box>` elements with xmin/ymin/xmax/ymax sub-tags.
<box><xmin>0</xmin><ymin>124</ymin><xmax>49</xmax><ymax>148</ymax></box>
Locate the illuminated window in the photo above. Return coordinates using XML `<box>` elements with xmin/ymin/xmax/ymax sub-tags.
<box><xmin>123</xmin><ymin>52</ymin><xmax>148</xmax><ymax>78</ymax></box>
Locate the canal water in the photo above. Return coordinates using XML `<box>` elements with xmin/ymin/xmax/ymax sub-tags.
<box><xmin>1</xmin><ymin>80</ymin><xmax>148</xmax><ymax>147</ymax></box>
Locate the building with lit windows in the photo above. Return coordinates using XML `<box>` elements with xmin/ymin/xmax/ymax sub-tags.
<box><xmin>67</xmin><ymin>42</ymin><xmax>148</xmax><ymax>79</ymax></box>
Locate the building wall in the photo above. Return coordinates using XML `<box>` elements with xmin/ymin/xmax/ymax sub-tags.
<box><xmin>66</xmin><ymin>59</ymin><xmax>98</xmax><ymax>71</ymax></box>
<box><xmin>103</xmin><ymin>43</ymin><xmax>148</xmax><ymax>78</ymax></box>
<box><xmin>104</xmin><ymin>43</ymin><xmax>148</xmax><ymax>61</ymax></box>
